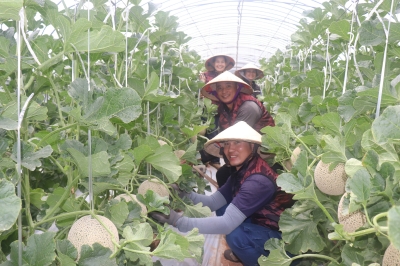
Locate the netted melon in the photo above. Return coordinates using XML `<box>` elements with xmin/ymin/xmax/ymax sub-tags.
<box><xmin>67</xmin><ymin>215</ymin><xmax>119</xmax><ymax>259</ymax></box>
<box><xmin>174</xmin><ymin>150</ymin><xmax>186</xmax><ymax>159</ymax></box>
<box><xmin>138</xmin><ymin>179</ymin><xmax>169</xmax><ymax>198</ymax></box>
<box><xmin>382</xmin><ymin>244</ymin><xmax>400</xmax><ymax>266</ymax></box>
<box><xmin>114</xmin><ymin>194</ymin><xmax>147</xmax><ymax>214</ymax></box>
<box><xmin>337</xmin><ymin>193</ymin><xmax>367</xmax><ymax>233</ymax></box>
<box><xmin>314</xmin><ymin>161</ymin><xmax>347</xmax><ymax>196</ymax></box>
<box><xmin>291</xmin><ymin>147</ymin><xmax>301</xmax><ymax>165</ymax></box>
<box><xmin>158</xmin><ymin>140</ymin><xmax>167</xmax><ymax>146</ymax></box>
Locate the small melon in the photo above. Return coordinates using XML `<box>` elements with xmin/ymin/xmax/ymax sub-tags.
<box><xmin>199</xmin><ymin>129</ymin><xmax>206</xmax><ymax>136</ymax></box>
<box><xmin>337</xmin><ymin>193</ymin><xmax>367</xmax><ymax>233</ymax></box>
<box><xmin>382</xmin><ymin>244</ymin><xmax>400</xmax><ymax>266</ymax></box>
<box><xmin>138</xmin><ymin>179</ymin><xmax>169</xmax><ymax>198</ymax></box>
<box><xmin>190</xmin><ymin>135</ymin><xmax>197</xmax><ymax>143</ymax></box>
<box><xmin>290</xmin><ymin>147</ymin><xmax>301</xmax><ymax>165</ymax></box>
<box><xmin>174</xmin><ymin>150</ymin><xmax>186</xmax><ymax>159</ymax></box>
<box><xmin>67</xmin><ymin>215</ymin><xmax>119</xmax><ymax>259</ymax></box>
<box><xmin>114</xmin><ymin>194</ymin><xmax>147</xmax><ymax>214</ymax></box>
<box><xmin>158</xmin><ymin>140</ymin><xmax>167</xmax><ymax>146</ymax></box>
<box><xmin>314</xmin><ymin>161</ymin><xmax>347</xmax><ymax>196</ymax></box>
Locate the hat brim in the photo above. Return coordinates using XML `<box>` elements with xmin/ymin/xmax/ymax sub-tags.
<box><xmin>205</xmin><ymin>55</ymin><xmax>235</xmax><ymax>71</ymax></box>
<box><xmin>201</xmin><ymin>71</ymin><xmax>253</xmax><ymax>102</ymax></box>
<box><xmin>234</xmin><ymin>68</ymin><xmax>264</xmax><ymax>80</ymax></box>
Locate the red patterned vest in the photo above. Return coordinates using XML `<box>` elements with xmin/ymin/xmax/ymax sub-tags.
<box><xmin>204</xmin><ymin>71</ymin><xmax>219</xmax><ymax>83</ymax></box>
<box><xmin>233</xmin><ymin>156</ymin><xmax>294</xmax><ymax>230</ymax></box>
<box><xmin>218</xmin><ymin>93</ymin><xmax>274</xmax><ymax>133</ymax></box>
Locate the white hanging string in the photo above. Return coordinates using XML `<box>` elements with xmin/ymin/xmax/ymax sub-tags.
<box><xmin>17</xmin><ymin>11</ymin><xmax>23</xmax><ymax>266</ymax></box>
<box><xmin>342</xmin><ymin>1</ymin><xmax>357</xmax><ymax>94</ymax></box>
<box><xmin>323</xmin><ymin>29</ymin><xmax>331</xmax><ymax>99</ymax></box>
<box><xmin>375</xmin><ymin>0</ymin><xmax>395</xmax><ymax>118</ymax></box>
<box><xmin>86</xmin><ymin>0</ymin><xmax>94</xmax><ymax>211</ymax></box>
<box><xmin>235</xmin><ymin>0</ymin><xmax>244</xmax><ymax>70</ymax></box>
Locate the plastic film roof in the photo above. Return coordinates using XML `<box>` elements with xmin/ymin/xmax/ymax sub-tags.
<box><xmin>140</xmin><ymin>0</ymin><xmax>326</xmax><ymax>69</ymax></box>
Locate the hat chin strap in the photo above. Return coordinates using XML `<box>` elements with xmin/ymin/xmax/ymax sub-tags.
<box><xmin>220</xmin><ymin>143</ymin><xmax>259</xmax><ymax>168</ymax></box>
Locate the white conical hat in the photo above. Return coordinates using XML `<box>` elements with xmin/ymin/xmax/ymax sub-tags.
<box><xmin>234</xmin><ymin>63</ymin><xmax>264</xmax><ymax>80</ymax></box>
<box><xmin>201</xmin><ymin>71</ymin><xmax>253</xmax><ymax>102</ymax></box>
<box><xmin>204</xmin><ymin>121</ymin><xmax>261</xmax><ymax>157</ymax></box>
<box><xmin>205</xmin><ymin>55</ymin><xmax>235</xmax><ymax>71</ymax></box>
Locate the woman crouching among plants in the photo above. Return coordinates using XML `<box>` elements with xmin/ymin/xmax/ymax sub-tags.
<box><xmin>151</xmin><ymin>121</ymin><xmax>295</xmax><ymax>266</ymax></box>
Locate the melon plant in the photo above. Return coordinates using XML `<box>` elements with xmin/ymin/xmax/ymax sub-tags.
<box><xmin>382</xmin><ymin>244</ymin><xmax>400</xmax><ymax>266</ymax></box>
<box><xmin>67</xmin><ymin>215</ymin><xmax>119</xmax><ymax>259</ymax></box>
<box><xmin>337</xmin><ymin>194</ymin><xmax>367</xmax><ymax>233</ymax></box>
<box><xmin>115</xmin><ymin>194</ymin><xmax>147</xmax><ymax>215</ymax></box>
<box><xmin>283</xmin><ymin>146</ymin><xmax>301</xmax><ymax>171</ymax></box>
<box><xmin>138</xmin><ymin>179</ymin><xmax>170</xmax><ymax>198</ymax></box>
<box><xmin>314</xmin><ymin>161</ymin><xmax>347</xmax><ymax>196</ymax></box>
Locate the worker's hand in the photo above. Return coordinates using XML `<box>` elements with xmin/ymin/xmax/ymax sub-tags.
<box><xmin>199</xmin><ymin>73</ymin><xmax>206</xmax><ymax>83</ymax></box>
<box><xmin>150</xmin><ymin>209</ymin><xmax>183</xmax><ymax>227</ymax></box>
<box><xmin>170</xmin><ymin>184</ymin><xmax>189</xmax><ymax>199</ymax></box>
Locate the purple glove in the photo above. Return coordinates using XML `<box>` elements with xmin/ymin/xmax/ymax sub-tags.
<box><xmin>150</xmin><ymin>209</ymin><xmax>183</xmax><ymax>227</ymax></box>
<box><xmin>170</xmin><ymin>184</ymin><xmax>189</xmax><ymax>199</ymax></box>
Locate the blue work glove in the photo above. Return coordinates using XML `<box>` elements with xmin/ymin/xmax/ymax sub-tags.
<box><xmin>150</xmin><ymin>209</ymin><xmax>183</xmax><ymax>227</ymax></box>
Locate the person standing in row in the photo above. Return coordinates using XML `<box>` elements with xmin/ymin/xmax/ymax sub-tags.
<box><xmin>199</xmin><ymin>55</ymin><xmax>236</xmax><ymax>166</ymax></box>
<box><xmin>235</xmin><ymin>63</ymin><xmax>264</xmax><ymax>97</ymax></box>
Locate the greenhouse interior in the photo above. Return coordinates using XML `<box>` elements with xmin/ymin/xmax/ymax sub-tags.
<box><xmin>1</xmin><ymin>0</ymin><xmax>400</xmax><ymax>265</ymax></box>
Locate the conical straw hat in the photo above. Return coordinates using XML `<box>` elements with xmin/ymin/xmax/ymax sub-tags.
<box><xmin>205</xmin><ymin>55</ymin><xmax>235</xmax><ymax>71</ymax></box>
<box><xmin>204</xmin><ymin>121</ymin><xmax>261</xmax><ymax>157</ymax></box>
<box><xmin>201</xmin><ymin>71</ymin><xmax>253</xmax><ymax>102</ymax></box>
<box><xmin>234</xmin><ymin>63</ymin><xmax>264</xmax><ymax>80</ymax></box>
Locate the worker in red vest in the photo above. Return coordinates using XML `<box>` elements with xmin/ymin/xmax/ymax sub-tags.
<box><xmin>235</xmin><ymin>62</ymin><xmax>264</xmax><ymax>97</ymax></box>
<box><xmin>199</xmin><ymin>71</ymin><xmax>276</xmax><ymax>186</ymax></box>
<box><xmin>151</xmin><ymin>121</ymin><xmax>294</xmax><ymax>266</ymax></box>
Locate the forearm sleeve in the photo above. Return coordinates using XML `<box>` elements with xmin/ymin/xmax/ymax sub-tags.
<box><xmin>176</xmin><ymin>203</ymin><xmax>246</xmax><ymax>234</ymax></box>
<box><xmin>187</xmin><ymin>191</ymin><xmax>227</xmax><ymax>212</ymax></box>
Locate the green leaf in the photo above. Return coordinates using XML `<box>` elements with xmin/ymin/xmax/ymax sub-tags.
<box><xmin>137</xmin><ymin>190</ymin><xmax>170</xmax><ymax>214</ymax></box>
<box><xmin>329</xmin><ymin>20</ymin><xmax>351</xmax><ymax>40</ymax></box>
<box><xmin>1</xmin><ymin>96</ymin><xmax>48</xmax><ymax>122</ymax></box>
<box><xmin>133</xmin><ymin>144</ymin><xmax>153</xmax><ymax>166</ymax></box>
<box><xmin>152</xmin><ymin>231</ymin><xmax>187</xmax><ymax>261</ymax></box>
<box><xmin>56</xmin><ymin>239</ymin><xmax>78</xmax><ymax>262</ymax></box>
<box><xmin>358</xmin><ymin>20</ymin><xmax>385</xmax><ymax>46</ymax></box>
<box><xmin>277</xmin><ymin>173</ymin><xmax>311</xmax><ymax>194</ymax></box>
<box><xmin>145</xmin><ymin>145</ymin><xmax>182</xmax><ymax>183</ymax></box>
<box><xmin>388</xmin><ymin>205</ymin><xmax>400</xmax><ymax>250</ymax></box>
<box><xmin>346</xmin><ymin>168</ymin><xmax>371</xmax><ymax>204</ymax></box>
<box><xmin>299</xmin><ymin>69</ymin><xmax>324</xmax><ymax>88</ymax></box>
<box><xmin>321</xmin><ymin>135</ymin><xmax>347</xmax><ymax>163</ymax></box>
<box><xmin>0</xmin><ymin>0</ymin><xmax>23</xmax><ymax>20</ymax></box>
<box><xmin>11</xmin><ymin>143</ymin><xmax>53</xmax><ymax>171</ymax></box>
<box><xmin>0</xmin><ymin>116</ymin><xmax>18</xmax><ymax>130</ymax></box>
<box><xmin>84</xmin><ymin>87</ymin><xmax>142</xmax><ymax>124</ymax></box>
<box><xmin>259</xmin><ymin>238</ymin><xmax>292</xmax><ymax>266</ymax></box>
<box><xmin>69</xmin><ymin>25</ymin><xmax>125</xmax><ymax>53</ymax></box>
<box><xmin>319</xmin><ymin>112</ymin><xmax>341</xmax><ymax>136</ymax></box>
<box><xmin>108</xmin><ymin>201</ymin><xmax>129</xmax><ymax>228</ymax></box>
<box><xmin>9</xmin><ymin>232</ymin><xmax>56</xmax><ymax>266</ymax></box>
<box><xmin>122</xmin><ymin>223</ymin><xmax>153</xmax><ymax>247</ymax></box>
<box><xmin>185</xmin><ymin>229</ymin><xmax>204</xmax><ymax>262</ymax></box>
<box><xmin>371</xmin><ymin>106</ymin><xmax>400</xmax><ymax>144</ymax></box>
<box><xmin>183</xmin><ymin>202</ymin><xmax>211</xmax><ymax>218</ymax></box>
<box><xmin>280</xmin><ymin>208</ymin><xmax>326</xmax><ymax>254</ymax></box>
<box><xmin>67</xmin><ymin>148</ymin><xmax>111</xmax><ymax>177</ymax></box>
<box><xmin>0</xmin><ymin>179</ymin><xmax>21</xmax><ymax>232</ymax></box>
<box><xmin>78</xmin><ymin>243</ymin><xmax>117</xmax><ymax>266</ymax></box>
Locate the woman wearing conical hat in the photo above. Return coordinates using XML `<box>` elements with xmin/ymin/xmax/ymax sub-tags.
<box><xmin>235</xmin><ymin>63</ymin><xmax>264</xmax><ymax>97</ymax></box>
<box><xmin>199</xmin><ymin>54</ymin><xmax>235</xmax><ymax>83</ymax></box>
<box><xmin>199</xmin><ymin>71</ymin><xmax>275</xmax><ymax>187</ymax></box>
<box><xmin>151</xmin><ymin>122</ymin><xmax>294</xmax><ymax>265</ymax></box>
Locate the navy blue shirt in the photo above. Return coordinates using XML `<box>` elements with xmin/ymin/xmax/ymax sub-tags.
<box><xmin>218</xmin><ymin>173</ymin><xmax>276</xmax><ymax>217</ymax></box>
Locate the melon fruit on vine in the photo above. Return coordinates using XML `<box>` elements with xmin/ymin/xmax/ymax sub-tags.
<box><xmin>138</xmin><ymin>179</ymin><xmax>169</xmax><ymax>198</ymax></box>
<box><xmin>314</xmin><ymin>161</ymin><xmax>347</xmax><ymax>196</ymax></box>
<box><xmin>337</xmin><ymin>193</ymin><xmax>367</xmax><ymax>233</ymax></box>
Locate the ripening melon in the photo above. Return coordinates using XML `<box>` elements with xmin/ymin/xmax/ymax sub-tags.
<box><xmin>158</xmin><ymin>140</ymin><xmax>167</xmax><ymax>146</ymax></box>
<box><xmin>199</xmin><ymin>129</ymin><xmax>206</xmax><ymax>136</ymax></box>
<box><xmin>337</xmin><ymin>193</ymin><xmax>367</xmax><ymax>233</ymax></box>
<box><xmin>138</xmin><ymin>179</ymin><xmax>169</xmax><ymax>198</ymax></box>
<box><xmin>283</xmin><ymin>147</ymin><xmax>301</xmax><ymax>171</ymax></box>
<box><xmin>314</xmin><ymin>161</ymin><xmax>347</xmax><ymax>196</ymax></box>
<box><xmin>174</xmin><ymin>150</ymin><xmax>186</xmax><ymax>159</ymax></box>
<box><xmin>114</xmin><ymin>194</ymin><xmax>147</xmax><ymax>214</ymax></box>
<box><xmin>382</xmin><ymin>244</ymin><xmax>400</xmax><ymax>266</ymax></box>
<box><xmin>67</xmin><ymin>215</ymin><xmax>119</xmax><ymax>259</ymax></box>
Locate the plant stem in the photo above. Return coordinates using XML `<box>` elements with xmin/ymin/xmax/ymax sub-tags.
<box><xmin>35</xmin><ymin>210</ymin><xmax>99</xmax><ymax>227</ymax></box>
<box><xmin>38</xmin><ymin>52</ymin><xmax>64</xmax><ymax>72</ymax></box>
<box><xmin>122</xmin><ymin>247</ymin><xmax>153</xmax><ymax>255</ymax></box>
<box><xmin>36</xmin><ymin>175</ymin><xmax>81</xmax><ymax>227</ymax></box>
<box><xmin>48</xmin><ymin>76</ymin><xmax>65</xmax><ymax>127</ymax></box>
<box><xmin>23</xmin><ymin>75</ymin><xmax>35</xmax><ymax>91</ymax></box>
<box><xmin>37</xmin><ymin>123</ymin><xmax>78</xmax><ymax>147</ymax></box>
<box><xmin>22</xmin><ymin>169</ymin><xmax>34</xmax><ymax>232</ymax></box>
<box><xmin>292</xmin><ymin>253</ymin><xmax>339</xmax><ymax>264</ymax></box>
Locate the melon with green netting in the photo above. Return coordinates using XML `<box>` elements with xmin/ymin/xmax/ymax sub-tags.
<box><xmin>138</xmin><ymin>179</ymin><xmax>169</xmax><ymax>198</ymax></box>
<box><xmin>337</xmin><ymin>193</ymin><xmax>367</xmax><ymax>233</ymax></box>
<box><xmin>67</xmin><ymin>215</ymin><xmax>119</xmax><ymax>259</ymax></box>
<box><xmin>314</xmin><ymin>161</ymin><xmax>347</xmax><ymax>196</ymax></box>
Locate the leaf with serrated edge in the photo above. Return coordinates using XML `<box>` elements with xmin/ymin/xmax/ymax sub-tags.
<box><xmin>0</xmin><ymin>180</ymin><xmax>21</xmax><ymax>232</ymax></box>
<box><xmin>388</xmin><ymin>205</ymin><xmax>400</xmax><ymax>250</ymax></box>
<box><xmin>145</xmin><ymin>145</ymin><xmax>182</xmax><ymax>183</ymax></box>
